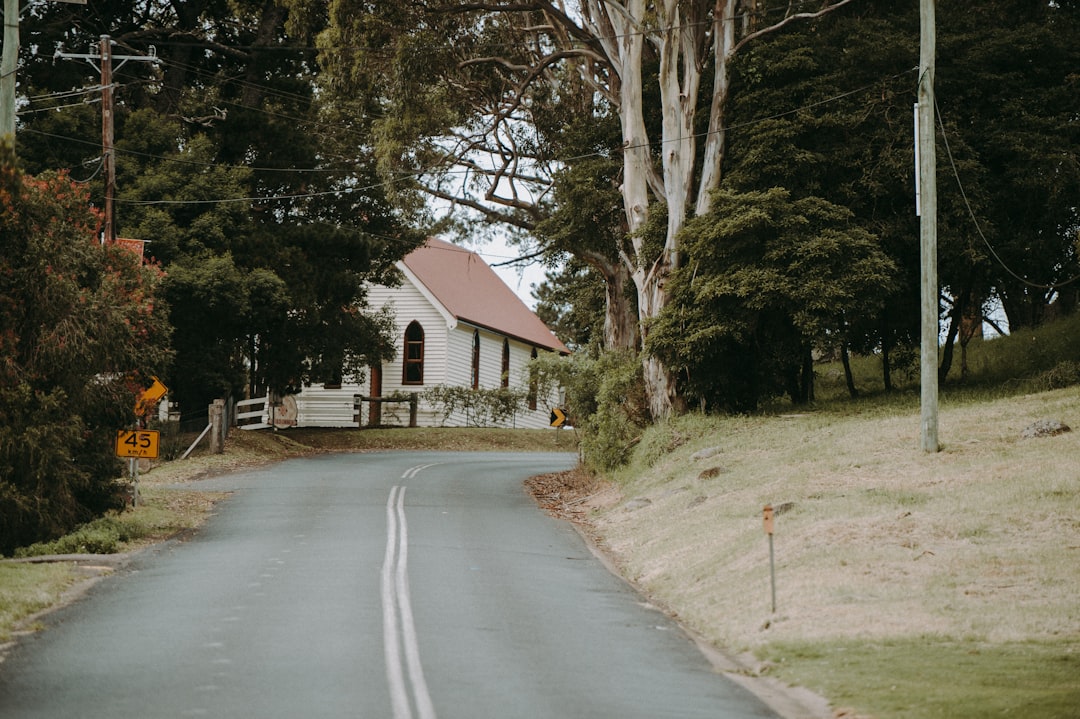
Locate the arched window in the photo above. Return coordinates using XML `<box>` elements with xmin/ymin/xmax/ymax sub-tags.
<box><xmin>471</xmin><ymin>330</ymin><xmax>481</xmax><ymax>389</ymax></box>
<box><xmin>403</xmin><ymin>321</ymin><xmax>424</xmax><ymax>385</ymax></box>
<box><xmin>527</xmin><ymin>347</ymin><xmax>539</xmax><ymax>410</ymax></box>
<box><xmin>501</xmin><ymin>338</ymin><xmax>511</xmax><ymax>389</ymax></box>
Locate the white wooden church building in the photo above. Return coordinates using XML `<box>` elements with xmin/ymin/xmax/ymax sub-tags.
<box><xmin>277</xmin><ymin>238</ymin><xmax>569</xmax><ymax>429</ymax></box>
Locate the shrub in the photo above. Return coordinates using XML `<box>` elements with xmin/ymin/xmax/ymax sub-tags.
<box><xmin>13</xmin><ymin>517</ymin><xmax>130</xmax><ymax>557</ymax></box>
<box><xmin>531</xmin><ymin>348</ymin><xmax>649</xmax><ymax>472</ymax></box>
<box><xmin>0</xmin><ymin>148</ymin><xmax>172</xmax><ymax>554</ymax></box>
<box><xmin>16</xmin><ymin>512</ymin><xmax>155</xmax><ymax>557</ymax></box>
<box><xmin>1027</xmin><ymin>360</ymin><xmax>1080</xmax><ymax>392</ymax></box>
<box><xmin>422</xmin><ymin>386</ymin><xmax>529</xmax><ymax>427</ymax></box>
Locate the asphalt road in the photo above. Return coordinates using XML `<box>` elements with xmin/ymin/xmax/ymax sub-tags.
<box><xmin>0</xmin><ymin>451</ymin><xmax>779</xmax><ymax>718</ymax></box>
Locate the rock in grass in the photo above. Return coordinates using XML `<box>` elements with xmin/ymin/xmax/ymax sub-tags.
<box><xmin>1021</xmin><ymin>419</ymin><xmax>1071</xmax><ymax>439</ymax></box>
<box><xmin>697</xmin><ymin>466</ymin><xmax>729</xmax><ymax>480</ymax></box>
<box><xmin>691</xmin><ymin>446</ymin><xmax>723</xmax><ymax>461</ymax></box>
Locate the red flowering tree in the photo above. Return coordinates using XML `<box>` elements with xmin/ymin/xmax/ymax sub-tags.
<box><xmin>0</xmin><ymin>144</ymin><xmax>172</xmax><ymax>554</ymax></box>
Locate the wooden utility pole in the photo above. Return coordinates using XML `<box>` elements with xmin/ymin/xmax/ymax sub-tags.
<box><xmin>100</xmin><ymin>35</ymin><xmax>115</xmax><ymax>242</ymax></box>
<box><xmin>56</xmin><ymin>35</ymin><xmax>156</xmax><ymax>243</ymax></box>
<box><xmin>918</xmin><ymin>0</ymin><xmax>939</xmax><ymax>452</ymax></box>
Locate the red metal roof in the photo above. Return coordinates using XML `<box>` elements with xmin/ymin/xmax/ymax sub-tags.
<box><xmin>401</xmin><ymin>238</ymin><xmax>569</xmax><ymax>354</ymax></box>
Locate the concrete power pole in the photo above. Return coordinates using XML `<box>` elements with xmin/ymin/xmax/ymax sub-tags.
<box><xmin>918</xmin><ymin>0</ymin><xmax>939</xmax><ymax>452</ymax></box>
<box><xmin>1</xmin><ymin>0</ymin><xmax>19</xmax><ymax>141</ymax></box>
<box><xmin>2</xmin><ymin>0</ymin><xmax>88</xmax><ymax>148</ymax></box>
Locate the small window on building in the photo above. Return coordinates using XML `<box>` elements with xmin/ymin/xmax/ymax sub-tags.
<box><xmin>501</xmin><ymin>338</ymin><xmax>510</xmax><ymax>389</ymax></box>
<box><xmin>403</xmin><ymin>321</ymin><xmax>424</xmax><ymax>385</ymax></box>
<box><xmin>471</xmin><ymin>330</ymin><xmax>481</xmax><ymax>389</ymax></box>
<box><xmin>527</xmin><ymin>347</ymin><xmax>538</xmax><ymax>410</ymax></box>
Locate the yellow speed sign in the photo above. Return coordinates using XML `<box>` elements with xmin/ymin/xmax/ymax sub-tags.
<box><xmin>115</xmin><ymin>429</ymin><xmax>160</xmax><ymax>459</ymax></box>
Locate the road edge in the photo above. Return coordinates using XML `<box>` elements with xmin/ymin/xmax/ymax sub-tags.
<box><xmin>525</xmin><ymin>468</ymin><xmax>834</xmax><ymax>719</ymax></box>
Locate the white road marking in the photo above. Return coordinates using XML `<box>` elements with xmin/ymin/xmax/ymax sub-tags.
<box><xmin>382</xmin><ymin>485</ymin><xmax>437</xmax><ymax>719</ymax></box>
<box><xmin>401</xmin><ymin>464</ymin><xmax>438</xmax><ymax>480</ymax></box>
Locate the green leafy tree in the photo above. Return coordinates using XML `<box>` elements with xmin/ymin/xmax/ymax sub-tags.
<box><xmin>723</xmin><ymin>0</ymin><xmax>1080</xmax><ymax>390</ymax></box>
<box><xmin>0</xmin><ymin>146</ymin><xmax>171</xmax><ymax>554</ymax></box>
<box><xmin>533</xmin><ymin>260</ymin><xmax>609</xmax><ymax>353</ymax></box>
<box><xmin>159</xmin><ymin>254</ymin><xmax>267</xmax><ymax>412</ymax></box>
<box><xmin>529</xmin><ymin>86</ymin><xmax>642</xmax><ymax>352</ymax></box>
<box><xmin>722</xmin><ymin>2</ymin><xmax>922</xmax><ymax>393</ymax></box>
<box><xmin>16</xmin><ymin>1</ymin><xmax>421</xmax><ymax>414</ymax></box>
<box><xmin>935</xmin><ymin>0</ymin><xmax>1080</xmax><ymax>331</ymax></box>
<box><xmin>649</xmin><ymin>188</ymin><xmax>895</xmax><ymax>411</ymax></box>
<box><xmin>315</xmin><ymin>0</ymin><xmax>859</xmax><ymax>420</ymax></box>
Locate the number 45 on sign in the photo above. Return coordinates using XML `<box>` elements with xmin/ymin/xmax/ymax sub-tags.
<box><xmin>116</xmin><ymin>429</ymin><xmax>160</xmax><ymax>459</ymax></box>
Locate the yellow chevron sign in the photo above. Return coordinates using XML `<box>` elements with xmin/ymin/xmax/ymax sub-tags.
<box><xmin>136</xmin><ymin>377</ymin><xmax>168</xmax><ymax>417</ymax></box>
<box><xmin>549</xmin><ymin>407</ymin><xmax>567</xmax><ymax>428</ymax></box>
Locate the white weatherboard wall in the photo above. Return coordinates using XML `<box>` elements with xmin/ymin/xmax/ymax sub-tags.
<box><xmin>294</xmin><ymin>386</ymin><xmax>362</xmax><ymax>427</ymax></box>
<box><xmin>288</xmin><ymin>269</ymin><xmax>563</xmax><ymax>429</ymax></box>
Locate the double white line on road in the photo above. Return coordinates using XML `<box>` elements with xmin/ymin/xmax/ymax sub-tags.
<box><xmin>383</xmin><ymin>483</ymin><xmax>437</xmax><ymax>719</ymax></box>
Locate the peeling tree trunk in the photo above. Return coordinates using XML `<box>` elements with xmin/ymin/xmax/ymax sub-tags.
<box><xmin>363</xmin><ymin>0</ymin><xmax>862</xmax><ymax>422</ymax></box>
<box><xmin>696</xmin><ymin>0</ymin><xmax>738</xmax><ymax>215</ymax></box>
<box><xmin>604</xmin><ymin>262</ymin><xmax>638</xmax><ymax>351</ymax></box>
<box><xmin>586</xmin><ymin>250</ymin><xmax>639</xmax><ymax>351</ymax></box>
<box><xmin>600</xmin><ymin>0</ymin><xmax>855</xmax><ymax>420</ymax></box>
<box><xmin>604</xmin><ymin>0</ymin><xmax>681</xmax><ymax>417</ymax></box>
<box><xmin>636</xmin><ymin>263</ymin><xmax>685</xmax><ymax>417</ymax></box>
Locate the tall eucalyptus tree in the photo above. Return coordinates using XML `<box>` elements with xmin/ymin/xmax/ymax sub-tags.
<box><xmin>315</xmin><ymin>0</ymin><xmax>858</xmax><ymax>419</ymax></box>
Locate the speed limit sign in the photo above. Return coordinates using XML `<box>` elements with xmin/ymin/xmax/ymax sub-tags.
<box><xmin>115</xmin><ymin>429</ymin><xmax>160</xmax><ymax>459</ymax></box>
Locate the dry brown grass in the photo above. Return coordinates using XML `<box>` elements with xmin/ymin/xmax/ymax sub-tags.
<box><xmin>590</xmin><ymin>387</ymin><xmax>1080</xmax><ymax>654</ymax></box>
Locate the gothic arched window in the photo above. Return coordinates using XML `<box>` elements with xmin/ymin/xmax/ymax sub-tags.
<box><xmin>403</xmin><ymin>321</ymin><xmax>424</xmax><ymax>385</ymax></box>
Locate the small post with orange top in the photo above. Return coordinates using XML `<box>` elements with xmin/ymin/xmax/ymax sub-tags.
<box><xmin>763</xmin><ymin>504</ymin><xmax>776</xmax><ymax>614</ymax></box>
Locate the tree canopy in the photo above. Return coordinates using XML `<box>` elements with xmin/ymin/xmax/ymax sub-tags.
<box><xmin>15</xmin><ymin>0</ymin><xmax>423</xmax><ymax>414</ymax></box>
<box><xmin>0</xmin><ymin>144</ymin><xmax>171</xmax><ymax>553</ymax></box>
<box><xmin>649</xmin><ymin>188</ymin><xmax>895</xmax><ymax>411</ymax></box>
<box><xmin>314</xmin><ymin>0</ymin><xmax>894</xmax><ymax>419</ymax></box>
<box><xmin>4</xmin><ymin>0</ymin><xmax>1077</xmax><ymax>490</ymax></box>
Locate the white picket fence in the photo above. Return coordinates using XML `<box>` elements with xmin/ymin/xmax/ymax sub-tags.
<box><xmin>234</xmin><ymin>390</ymin><xmax>364</xmax><ymax>430</ymax></box>
<box><xmin>235</xmin><ymin>395</ymin><xmax>271</xmax><ymax>430</ymax></box>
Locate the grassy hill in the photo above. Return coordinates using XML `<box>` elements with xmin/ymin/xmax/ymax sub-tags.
<box><xmin>566</xmin><ymin>314</ymin><xmax>1080</xmax><ymax>718</ymax></box>
<box><xmin>584</xmin><ymin>355</ymin><xmax>1080</xmax><ymax>716</ymax></box>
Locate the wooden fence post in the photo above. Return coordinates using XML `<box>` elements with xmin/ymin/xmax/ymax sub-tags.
<box><xmin>209</xmin><ymin>399</ymin><xmax>225</xmax><ymax>454</ymax></box>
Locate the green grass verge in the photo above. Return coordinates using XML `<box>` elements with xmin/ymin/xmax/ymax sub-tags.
<box><xmin>758</xmin><ymin>638</ymin><xmax>1080</xmax><ymax>719</ymax></box>
<box><xmin>0</xmin><ymin>563</ymin><xmax>81</xmax><ymax>642</ymax></box>
<box><xmin>1</xmin><ymin>484</ymin><xmax>228</xmax><ymax>641</ymax></box>
<box><xmin>12</xmin><ymin>485</ymin><xmax>223</xmax><ymax>558</ymax></box>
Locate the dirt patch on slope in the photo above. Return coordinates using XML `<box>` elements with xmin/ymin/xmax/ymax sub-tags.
<box><xmin>525</xmin><ymin>466</ymin><xmax>621</xmax><ymax>522</ymax></box>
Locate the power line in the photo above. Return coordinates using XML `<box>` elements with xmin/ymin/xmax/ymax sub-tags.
<box><xmin>935</xmin><ymin>95</ymin><xmax>1080</xmax><ymax>292</ymax></box>
<box><xmin>20</xmin><ymin>127</ymin><xmax>357</xmax><ymax>174</ymax></box>
<box><xmin>17</xmin><ymin>95</ymin><xmax>100</xmax><ymax>114</ymax></box>
<box><xmin>23</xmin><ymin>84</ymin><xmax>105</xmax><ymax>103</ymax></box>
<box><xmin>124</xmin><ymin>0</ymin><xmax>833</xmax><ymax>60</ymax></box>
<box><xmin>20</xmin><ymin>66</ymin><xmax>917</xmax><ymax>209</ymax></box>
